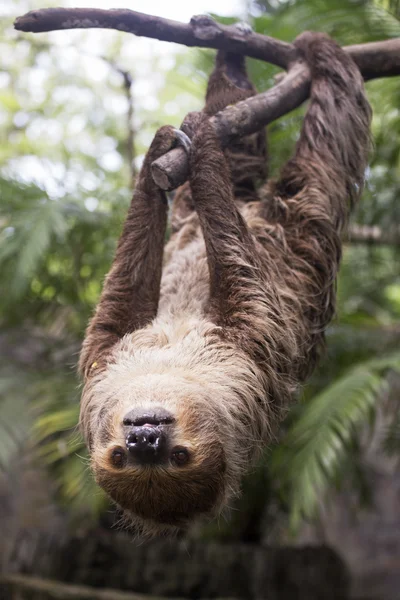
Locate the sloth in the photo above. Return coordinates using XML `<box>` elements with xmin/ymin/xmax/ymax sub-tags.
<box><xmin>79</xmin><ymin>32</ymin><xmax>371</xmax><ymax>536</ymax></box>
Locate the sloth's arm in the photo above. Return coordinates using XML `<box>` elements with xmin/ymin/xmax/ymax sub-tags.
<box><xmin>79</xmin><ymin>126</ymin><xmax>179</xmax><ymax>379</ymax></box>
<box><xmin>189</xmin><ymin>119</ymin><xmax>278</xmax><ymax>363</ymax></box>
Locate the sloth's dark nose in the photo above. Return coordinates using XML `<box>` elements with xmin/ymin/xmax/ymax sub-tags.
<box><xmin>122</xmin><ymin>407</ymin><xmax>175</xmax><ymax>427</ymax></box>
<box><xmin>126</xmin><ymin>426</ymin><xmax>167</xmax><ymax>465</ymax></box>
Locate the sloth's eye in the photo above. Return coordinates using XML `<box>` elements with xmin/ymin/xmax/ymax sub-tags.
<box><xmin>171</xmin><ymin>447</ymin><xmax>189</xmax><ymax>466</ymax></box>
<box><xmin>111</xmin><ymin>447</ymin><xmax>126</xmax><ymax>468</ymax></box>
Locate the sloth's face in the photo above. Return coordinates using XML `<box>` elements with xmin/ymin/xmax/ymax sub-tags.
<box><xmin>88</xmin><ymin>376</ymin><xmax>227</xmax><ymax>534</ymax></box>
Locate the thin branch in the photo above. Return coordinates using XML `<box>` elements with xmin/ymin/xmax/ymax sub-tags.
<box><xmin>113</xmin><ymin>65</ymin><xmax>136</xmax><ymax>183</ymax></box>
<box><xmin>345</xmin><ymin>39</ymin><xmax>400</xmax><ymax>81</ymax></box>
<box><xmin>348</xmin><ymin>224</ymin><xmax>400</xmax><ymax>246</ymax></box>
<box><xmin>124</xmin><ymin>72</ymin><xmax>136</xmax><ymax>182</ymax></box>
<box><xmin>96</xmin><ymin>56</ymin><xmax>136</xmax><ymax>184</ymax></box>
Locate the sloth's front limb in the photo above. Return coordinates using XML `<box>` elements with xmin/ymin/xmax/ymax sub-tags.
<box><xmin>79</xmin><ymin>126</ymin><xmax>186</xmax><ymax>379</ymax></box>
<box><xmin>188</xmin><ymin>119</ymin><xmax>282</xmax><ymax>365</ymax></box>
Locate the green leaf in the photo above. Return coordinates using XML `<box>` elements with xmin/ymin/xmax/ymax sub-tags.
<box><xmin>271</xmin><ymin>353</ymin><xmax>400</xmax><ymax>531</ymax></box>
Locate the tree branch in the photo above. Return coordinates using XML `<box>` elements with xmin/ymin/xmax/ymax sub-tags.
<box><xmin>115</xmin><ymin>66</ymin><xmax>136</xmax><ymax>183</ymax></box>
<box><xmin>348</xmin><ymin>224</ymin><xmax>400</xmax><ymax>246</ymax></box>
<box><xmin>14</xmin><ymin>8</ymin><xmax>400</xmax><ymax>190</ymax></box>
<box><xmin>0</xmin><ymin>574</ymin><xmax>175</xmax><ymax>600</ymax></box>
<box><xmin>14</xmin><ymin>9</ymin><xmax>295</xmax><ymax>69</ymax></box>
<box><xmin>345</xmin><ymin>39</ymin><xmax>400</xmax><ymax>81</ymax></box>
<box><xmin>151</xmin><ymin>62</ymin><xmax>310</xmax><ymax>190</ymax></box>
<box><xmin>14</xmin><ymin>8</ymin><xmax>400</xmax><ymax>78</ymax></box>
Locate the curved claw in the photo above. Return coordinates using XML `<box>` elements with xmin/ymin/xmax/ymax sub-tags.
<box><xmin>173</xmin><ymin>129</ymin><xmax>192</xmax><ymax>155</ymax></box>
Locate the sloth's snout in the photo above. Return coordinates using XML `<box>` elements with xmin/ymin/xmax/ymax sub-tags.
<box><xmin>122</xmin><ymin>407</ymin><xmax>175</xmax><ymax>465</ymax></box>
<box><xmin>126</xmin><ymin>426</ymin><xmax>167</xmax><ymax>465</ymax></box>
<box><xmin>123</xmin><ymin>407</ymin><xmax>175</xmax><ymax>427</ymax></box>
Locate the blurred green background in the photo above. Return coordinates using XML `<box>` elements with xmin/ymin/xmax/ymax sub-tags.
<box><xmin>1</xmin><ymin>0</ymin><xmax>400</xmax><ymax>598</ymax></box>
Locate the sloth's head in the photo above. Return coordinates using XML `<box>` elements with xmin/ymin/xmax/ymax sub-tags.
<box><xmin>80</xmin><ymin>326</ymin><xmax>269</xmax><ymax>536</ymax></box>
<box><xmin>95</xmin><ymin>402</ymin><xmax>226</xmax><ymax>534</ymax></box>
<box><xmin>82</xmin><ymin>371</ymin><xmax>232</xmax><ymax>535</ymax></box>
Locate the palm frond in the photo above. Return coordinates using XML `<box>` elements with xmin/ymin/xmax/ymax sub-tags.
<box><xmin>10</xmin><ymin>202</ymin><xmax>68</xmax><ymax>294</ymax></box>
<box><xmin>0</xmin><ymin>358</ymin><xmax>105</xmax><ymax>521</ymax></box>
<box><xmin>382</xmin><ymin>410</ymin><xmax>400</xmax><ymax>455</ymax></box>
<box><xmin>0</xmin><ymin>372</ymin><xmax>33</xmax><ymax>471</ymax></box>
<box><xmin>31</xmin><ymin>374</ymin><xmax>108</xmax><ymax>517</ymax></box>
<box><xmin>271</xmin><ymin>352</ymin><xmax>400</xmax><ymax>531</ymax></box>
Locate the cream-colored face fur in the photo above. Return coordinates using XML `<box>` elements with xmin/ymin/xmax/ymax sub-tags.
<box><xmin>80</xmin><ymin>319</ymin><xmax>270</xmax><ymax>535</ymax></box>
<box><xmin>89</xmin><ymin>376</ymin><xmax>226</xmax><ymax>534</ymax></box>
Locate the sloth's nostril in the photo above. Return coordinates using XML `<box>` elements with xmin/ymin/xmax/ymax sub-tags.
<box><xmin>125</xmin><ymin>426</ymin><xmax>167</xmax><ymax>465</ymax></box>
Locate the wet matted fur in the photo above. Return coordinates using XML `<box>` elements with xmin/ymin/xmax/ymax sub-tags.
<box><xmin>79</xmin><ymin>33</ymin><xmax>371</xmax><ymax>536</ymax></box>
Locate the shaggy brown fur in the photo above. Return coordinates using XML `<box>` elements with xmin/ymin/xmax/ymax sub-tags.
<box><xmin>79</xmin><ymin>32</ymin><xmax>371</xmax><ymax>536</ymax></box>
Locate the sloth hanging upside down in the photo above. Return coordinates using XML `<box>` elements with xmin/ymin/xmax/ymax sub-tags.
<box><xmin>79</xmin><ymin>32</ymin><xmax>371</xmax><ymax>535</ymax></box>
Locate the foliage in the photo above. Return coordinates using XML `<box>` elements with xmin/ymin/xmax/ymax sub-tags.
<box><xmin>0</xmin><ymin>358</ymin><xmax>106</xmax><ymax>518</ymax></box>
<box><xmin>271</xmin><ymin>354</ymin><xmax>400</xmax><ymax>532</ymax></box>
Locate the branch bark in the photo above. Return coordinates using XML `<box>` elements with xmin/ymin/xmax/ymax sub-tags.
<box><xmin>14</xmin><ymin>8</ymin><xmax>400</xmax><ymax>190</ymax></box>
<box><xmin>151</xmin><ymin>63</ymin><xmax>310</xmax><ymax>190</ymax></box>
<box><xmin>14</xmin><ymin>8</ymin><xmax>400</xmax><ymax>78</ymax></box>
<box><xmin>14</xmin><ymin>9</ymin><xmax>295</xmax><ymax>69</ymax></box>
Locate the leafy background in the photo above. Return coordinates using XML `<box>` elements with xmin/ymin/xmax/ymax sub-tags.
<box><xmin>1</xmin><ymin>0</ymin><xmax>400</xmax><ymax>562</ymax></box>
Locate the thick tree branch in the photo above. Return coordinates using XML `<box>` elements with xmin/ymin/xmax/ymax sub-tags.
<box><xmin>14</xmin><ymin>8</ymin><xmax>400</xmax><ymax>78</ymax></box>
<box><xmin>152</xmin><ymin>63</ymin><xmax>310</xmax><ymax>189</ymax></box>
<box><xmin>14</xmin><ymin>9</ymin><xmax>295</xmax><ymax>69</ymax></box>
<box><xmin>345</xmin><ymin>39</ymin><xmax>400</xmax><ymax>81</ymax></box>
<box><xmin>14</xmin><ymin>8</ymin><xmax>400</xmax><ymax>191</ymax></box>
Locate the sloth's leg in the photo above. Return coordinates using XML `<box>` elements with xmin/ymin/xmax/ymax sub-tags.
<box><xmin>261</xmin><ymin>34</ymin><xmax>371</xmax><ymax>339</ymax></box>
<box><xmin>256</xmin><ymin>34</ymin><xmax>370</xmax><ymax>379</ymax></box>
<box><xmin>79</xmin><ymin>126</ymin><xmax>189</xmax><ymax>379</ymax></box>
<box><xmin>271</xmin><ymin>33</ymin><xmax>371</xmax><ymax>233</ymax></box>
